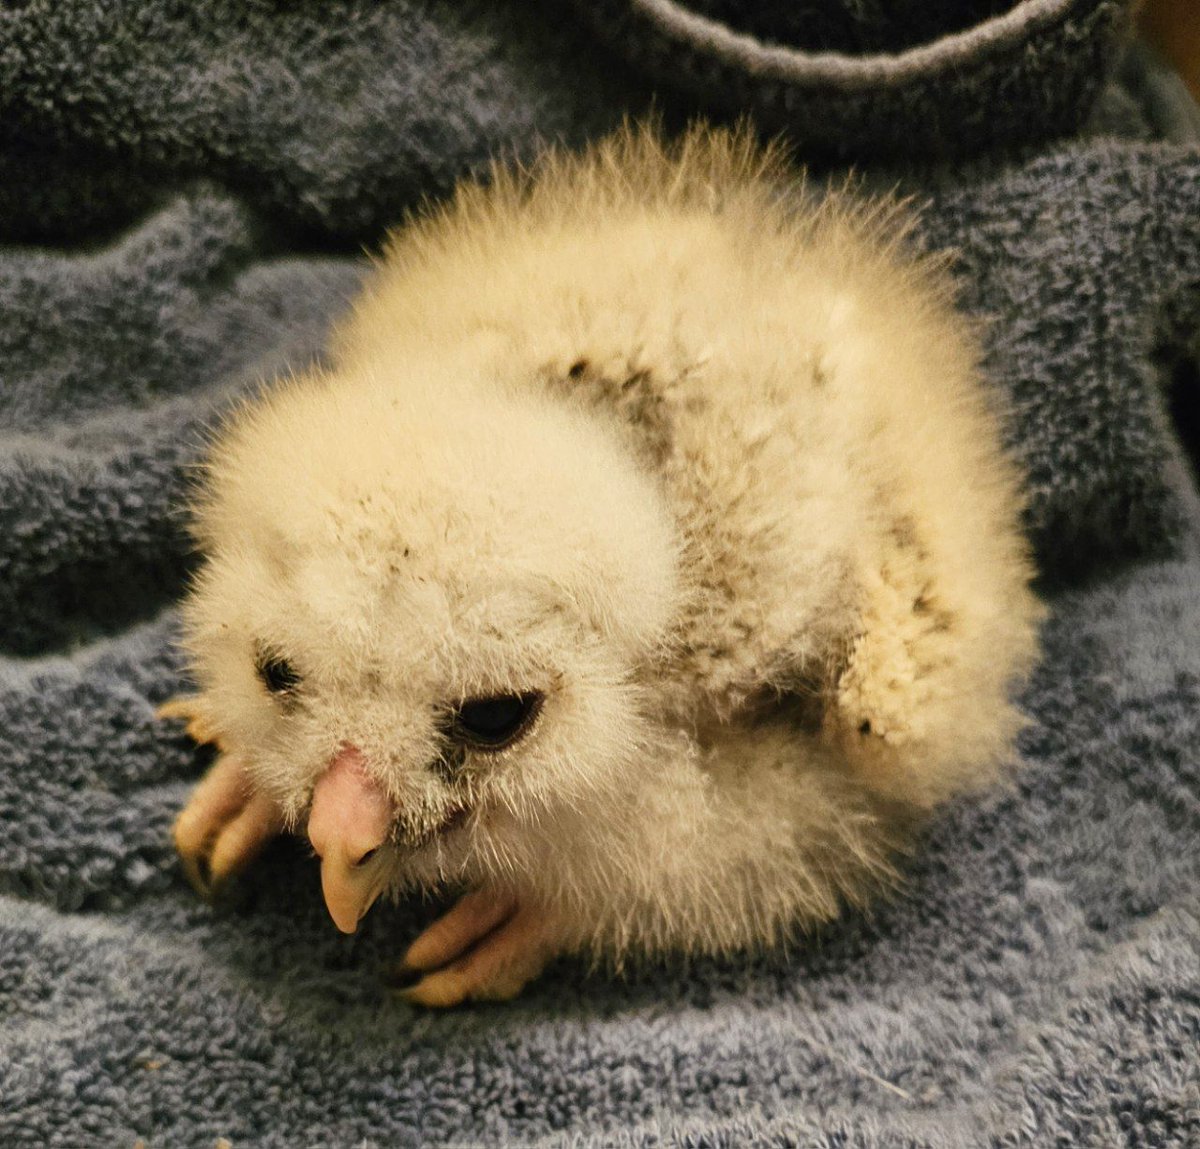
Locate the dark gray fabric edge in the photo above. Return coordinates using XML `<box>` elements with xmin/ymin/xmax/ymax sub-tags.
<box><xmin>568</xmin><ymin>0</ymin><xmax>1131</xmax><ymax>158</ymax></box>
<box><xmin>623</xmin><ymin>0</ymin><xmax>1115</xmax><ymax>88</ymax></box>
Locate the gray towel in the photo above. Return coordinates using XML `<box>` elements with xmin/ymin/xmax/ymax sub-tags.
<box><xmin>568</xmin><ymin>0</ymin><xmax>1131</xmax><ymax>156</ymax></box>
<box><xmin>2</xmin><ymin>3</ymin><xmax>1199</xmax><ymax>1145</ymax></box>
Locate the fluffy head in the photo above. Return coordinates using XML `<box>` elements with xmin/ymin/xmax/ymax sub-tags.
<box><xmin>183</xmin><ymin>353</ymin><xmax>679</xmax><ymax>890</ymax></box>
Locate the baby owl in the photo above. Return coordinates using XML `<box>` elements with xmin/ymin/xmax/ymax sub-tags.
<box><xmin>162</xmin><ymin>125</ymin><xmax>1041</xmax><ymax>1007</ymax></box>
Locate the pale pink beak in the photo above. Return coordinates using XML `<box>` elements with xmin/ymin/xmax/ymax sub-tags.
<box><xmin>306</xmin><ymin>745</ymin><xmax>395</xmax><ymax>934</ymax></box>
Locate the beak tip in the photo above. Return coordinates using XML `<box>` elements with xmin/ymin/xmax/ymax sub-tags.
<box><xmin>323</xmin><ymin>893</ymin><xmax>364</xmax><ymax>935</ymax></box>
<box><xmin>319</xmin><ymin>857</ymin><xmax>385</xmax><ymax>935</ymax></box>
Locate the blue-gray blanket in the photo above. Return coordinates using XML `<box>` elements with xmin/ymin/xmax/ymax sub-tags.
<box><xmin>2</xmin><ymin>3</ymin><xmax>1199</xmax><ymax>1145</ymax></box>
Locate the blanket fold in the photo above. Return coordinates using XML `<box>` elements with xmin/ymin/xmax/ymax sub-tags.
<box><xmin>565</xmin><ymin>0</ymin><xmax>1131</xmax><ymax>157</ymax></box>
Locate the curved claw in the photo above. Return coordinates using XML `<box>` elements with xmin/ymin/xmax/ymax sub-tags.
<box><xmin>388</xmin><ymin>891</ymin><xmax>554</xmax><ymax>1007</ymax></box>
<box><xmin>158</xmin><ymin>694</ymin><xmax>225</xmax><ymax>751</ymax></box>
<box><xmin>172</xmin><ymin>753</ymin><xmax>283</xmax><ymax>900</ymax></box>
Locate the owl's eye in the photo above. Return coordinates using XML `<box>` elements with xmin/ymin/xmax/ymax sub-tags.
<box><xmin>256</xmin><ymin>653</ymin><xmax>301</xmax><ymax>696</ymax></box>
<box><xmin>450</xmin><ymin>692</ymin><xmax>543</xmax><ymax>751</ymax></box>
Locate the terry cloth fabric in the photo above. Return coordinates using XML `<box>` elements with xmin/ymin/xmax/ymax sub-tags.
<box><xmin>566</xmin><ymin>0</ymin><xmax>1132</xmax><ymax>157</ymax></box>
<box><xmin>1</xmin><ymin>2</ymin><xmax>1199</xmax><ymax>1145</ymax></box>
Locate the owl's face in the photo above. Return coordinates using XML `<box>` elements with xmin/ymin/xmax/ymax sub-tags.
<box><xmin>182</xmin><ymin>365</ymin><xmax>678</xmax><ymax>897</ymax></box>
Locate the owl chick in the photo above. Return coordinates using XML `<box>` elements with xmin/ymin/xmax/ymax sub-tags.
<box><xmin>162</xmin><ymin>124</ymin><xmax>1041</xmax><ymax>1007</ymax></box>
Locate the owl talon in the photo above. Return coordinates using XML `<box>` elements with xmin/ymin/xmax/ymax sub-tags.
<box><xmin>401</xmin><ymin>888</ymin><xmax>519</xmax><ymax>970</ymax></box>
<box><xmin>172</xmin><ymin>751</ymin><xmax>284</xmax><ymax>901</ymax></box>
<box><xmin>392</xmin><ymin>890</ymin><xmax>554</xmax><ymax>1007</ymax></box>
<box><xmin>158</xmin><ymin>694</ymin><xmax>226</xmax><ymax>752</ymax></box>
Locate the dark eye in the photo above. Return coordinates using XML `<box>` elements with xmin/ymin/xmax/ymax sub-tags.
<box><xmin>450</xmin><ymin>692</ymin><xmax>543</xmax><ymax>750</ymax></box>
<box><xmin>256</xmin><ymin>654</ymin><xmax>301</xmax><ymax>696</ymax></box>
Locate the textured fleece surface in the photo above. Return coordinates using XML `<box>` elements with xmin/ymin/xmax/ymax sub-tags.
<box><xmin>1</xmin><ymin>2</ymin><xmax>1199</xmax><ymax>1146</ymax></box>
<box><xmin>0</xmin><ymin>0</ymin><xmax>652</xmax><ymax>245</ymax></box>
<box><xmin>567</xmin><ymin>0</ymin><xmax>1131</xmax><ymax>157</ymax></box>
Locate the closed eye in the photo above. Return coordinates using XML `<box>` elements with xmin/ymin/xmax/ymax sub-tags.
<box><xmin>449</xmin><ymin>691</ymin><xmax>543</xmax><ymax>751</ymax></box>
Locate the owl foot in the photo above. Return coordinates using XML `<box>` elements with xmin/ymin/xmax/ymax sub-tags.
<box><xmin>389</xmin><ymin>889</ymin><xmax>556</xmax><ymax>1007</ymax></box>
<box><xmin>158</xmin><ymin>693</ymin><xmax>226</xmax><ymax>752</ymax></box>
<box><xmin>170</xmin><ymin>749</ymin><xmax>284</xmax><ymax>901</ymax></box>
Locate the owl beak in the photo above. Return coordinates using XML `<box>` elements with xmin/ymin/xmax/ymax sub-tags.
<box><xmin>307</xmin><ymin>745</ymin><xmax>395</xmax><ymax>934</ymax></box>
